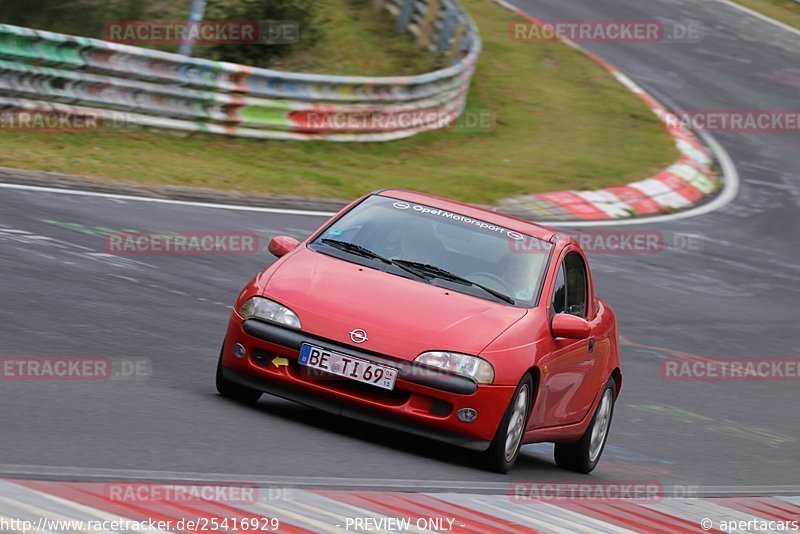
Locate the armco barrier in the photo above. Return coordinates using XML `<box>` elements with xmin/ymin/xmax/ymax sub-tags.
<box><xmin>0</xmin><ymin>0</ymin><xmax>480</xmax><ymax>141</ymax></box>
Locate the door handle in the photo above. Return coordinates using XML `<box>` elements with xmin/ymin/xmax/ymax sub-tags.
<box><xmin>588</xmin><ymin>337</ymin><xmax>595</xmax><ymax>353</ymax></box>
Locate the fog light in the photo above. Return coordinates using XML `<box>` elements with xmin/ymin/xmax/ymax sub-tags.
<box><xmin>457</xmin><ymin>408</ymin><xmax>478</xmax><ymax>423</ymax></box>
<box><xmin>233</xmin><ymin>343</ymin><xmax>247</xmax><ymax>359</ymax></box>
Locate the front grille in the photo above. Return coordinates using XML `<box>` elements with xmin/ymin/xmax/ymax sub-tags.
<box><xmin>251</xmin><ymin>348</ymin><xmax>276</xmax><ymax>368</ymax></box>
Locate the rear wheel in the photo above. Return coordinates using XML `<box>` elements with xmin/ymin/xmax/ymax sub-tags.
<box><xmin>482</xmin><ymin>374</ymin><xmax>533</xmax><ymax>473</ymax></box>
<box><xmin>554</xmin><ymin>377</ymin><xmax>616</xmax><ymax>474</ymax></box>
<box><xmin>216</xmin><ymin>345</ymin><xmax>262</xmax><ymax>404</ymax></box>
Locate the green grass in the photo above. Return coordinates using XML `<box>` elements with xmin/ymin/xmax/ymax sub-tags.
<box><xmin>0</xmin><ymin>0</ymin><xmax>678</xmax><ymax>204</ymax></box>
<box><xmin>729</xmin><ymin>0</ymin><xmax>800</xmax><ymax>29</ymax></box>
<box><xmin>265</xmin><ymin>0</ymin><xmax>439</xmax><ymax>75</ymax></box>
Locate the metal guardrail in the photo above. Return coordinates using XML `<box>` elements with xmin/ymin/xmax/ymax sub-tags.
<box><xmin>0</xmin><ymin>0</ymin><xmax>480</xmax><ymax>141</ymax></box>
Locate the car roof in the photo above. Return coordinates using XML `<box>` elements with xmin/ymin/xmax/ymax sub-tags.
<box><xmin>376</xmin><ymin>189</ymin><xmax>559</xmax><ymax>242</ymax></box>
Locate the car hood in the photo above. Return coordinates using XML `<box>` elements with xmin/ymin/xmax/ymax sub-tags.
<box><xmin>262</xmin><ymin>248</ymin><xmax>527</xmax><ymax>360</ymax></box>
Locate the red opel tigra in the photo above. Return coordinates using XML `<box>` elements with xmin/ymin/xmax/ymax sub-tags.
<box><xmin>217</xmin><ymin>190</ymin><xmax>621</xmax><ymax>473</ymax></box>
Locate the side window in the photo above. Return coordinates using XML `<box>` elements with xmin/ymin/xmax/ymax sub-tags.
<box><xmin>564</xmin><ymin>252</ymin><xmax>587</xmax><ymax>317</ymax></box>
<box><xmin>552</xmin><ymin>263</ymin><xmax>566</xmax><ymax>314</ymax></box>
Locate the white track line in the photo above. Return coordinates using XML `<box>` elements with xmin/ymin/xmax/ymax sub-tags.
<box><xmin>0</xmin><ymin>133</ymin><xmax>739</xmax><ymax>229</ymax></box>
<box><xmin>0</xmin><ymin>183</ymin><xmax>337</xmax><ymax>217</ymax></box>
<box><xmin>707</xmin><ymin>0</ymin><xmax>800</xmax><ymax>38</ymax></box>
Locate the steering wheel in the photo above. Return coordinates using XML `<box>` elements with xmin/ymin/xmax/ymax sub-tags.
<box><xmin>469</xmin><ymin>272</ymin><xmax>513</xmax><ymax>295</ymax></box>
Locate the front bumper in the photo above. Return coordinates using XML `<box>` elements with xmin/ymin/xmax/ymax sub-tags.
<box><xmin>221</xmin><ymin>314</ymin><xmax>517</xmax><ymax>450</ymax></box>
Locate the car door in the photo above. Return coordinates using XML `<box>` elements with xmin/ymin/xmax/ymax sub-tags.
<box><xmin>532</xmin><ymin>249</ymin><xmax>599</xmax><ymax>427</ymax></box>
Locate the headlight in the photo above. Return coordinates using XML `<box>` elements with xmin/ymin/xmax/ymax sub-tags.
<box><xmin>238</xmin><ymin>297</ymin><xmax>301</xmax><ymax>330</ymax></box>
<box><xmin>414</xmin><ymin>351</ymin><xmax>495</xmax><ymax>384</ymax></box>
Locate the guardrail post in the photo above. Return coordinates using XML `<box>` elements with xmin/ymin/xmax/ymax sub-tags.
<box><xmin>178</xmin><ymin>0</ymin><xmax>207</xmax><ymax>56</ymax></box>
<box><xmin>396</xmin><ymin>0</ymin><xmax>416</xmax><ymax>33</ymax></box>
<box><xmin>447</xmin><ymin>24</ymin><xmax>467</xmax><ymax>64</ymax></box>
<box><xmin>418</xmin><ymin>0</ymin><xmax>441</xmax><ymax>48</ymax></box>
<box><xmin>436</xmin><ymin>7</ymin><xmax>457</xmax><ymax>52</ymax></box>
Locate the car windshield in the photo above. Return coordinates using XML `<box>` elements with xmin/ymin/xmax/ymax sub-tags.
<box><xmin>309</xmin><ymin>195</ymin><xmax>553</xmax><ymax>307</ymax></box>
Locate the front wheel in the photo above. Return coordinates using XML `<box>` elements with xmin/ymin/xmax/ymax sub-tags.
<box><xmin>216</xmin><ymin>346</ymin><xmax>262</xmax><ymax>404</ymax></box>
<box><xmin>554</xmin><ymin>377</ymin><xmax>616</xmax><ymax>474</ymax></box>
<box><xmin>481</xmin><ymin>374</ymin><xmax>533</xmax><ymax>473</ymax></box>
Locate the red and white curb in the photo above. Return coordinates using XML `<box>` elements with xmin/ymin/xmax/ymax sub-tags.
<box><xmin>1</xmin><ymin>480</ymin><xmax>798</xmax><ymax>533</ymax></box>
<box><xmin>493</xmin><ymin>0</ymin><xmax>722</xmax><ymax>222</ymax></box>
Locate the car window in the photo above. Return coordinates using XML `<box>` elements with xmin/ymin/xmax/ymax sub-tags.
<box><xmin>552</xmin><ymin>263</ymin><xmax>566</xmax><ymax>314</ymax></box>
<box><xmin>564</xmin><ymin>252</ymin><xmax>587</xmax><ymax>317</ymax></box>
<box><xmin>310</xmin><ymin>195</ymin><xmax>553</xmax><ymax>307</ymax></box>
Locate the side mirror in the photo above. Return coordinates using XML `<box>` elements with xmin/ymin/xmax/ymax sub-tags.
<box><xmin>551</xmin><ymin>313</ymin><xmax>591</xmax><ymax>340</ymax></box>
<box><xmin>267</xmin><ymin>236</ymin><xmax>299</xmax><ymax>258</ymax></box>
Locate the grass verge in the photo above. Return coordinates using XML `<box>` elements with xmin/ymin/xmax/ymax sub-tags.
<box><xmin>0</xmin><ymin>0</ymin><xmax>679</xmax><ymax>205</ymax></box>
<box><xmin>267</xmin><ymin>0</ymin><xmax>439</xmax><ymax>75</ymax></box>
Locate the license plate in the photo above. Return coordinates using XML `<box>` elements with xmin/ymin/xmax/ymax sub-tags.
<box><xmin>298</xmin><ymin>343</ymin><xmax>397</xmax><ymax>390</ymax></box>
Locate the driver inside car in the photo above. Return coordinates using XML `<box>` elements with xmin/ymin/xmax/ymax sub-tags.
<box><xmin>503</xmin><ymin>254</ymin><xmax>538</xmax><ymax>302</ymax></box>
<box><xmin>393</xmin><ymin>222</ymin><xmax>443</xmax><ymax>264</ymax></box>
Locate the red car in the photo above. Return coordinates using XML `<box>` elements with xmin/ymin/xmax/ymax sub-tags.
<box><xmin>217</xmin><ymin>190</ymin><xmax>621</xmax><ymax>473</ymax></box>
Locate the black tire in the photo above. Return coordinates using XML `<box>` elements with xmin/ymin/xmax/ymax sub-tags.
<box><xmin>554</xmin><ymin>377</ymin><xmax>616</xmax><ymax>474</ymax></box>
<box><xmin>215</xmin><ymin>346</ymin><xmax>262</xmax><ymax>404</ymax></box>
<box><xmin>481</xmin><ymin>374</ymin><xmax>534</xmax><ymax>473</ymax></box>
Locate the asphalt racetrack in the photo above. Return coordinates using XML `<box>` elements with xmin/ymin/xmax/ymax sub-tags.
<box><xmin>1</xmin><ymin>0</ymin><xmax>798</xmax><ymax>493</ymax></box>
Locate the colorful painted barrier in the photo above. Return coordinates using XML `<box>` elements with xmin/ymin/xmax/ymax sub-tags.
<box><xmin>0</xmin><ymin>0</ymin><xmax>480</xmax><ymax>141</ymax></box>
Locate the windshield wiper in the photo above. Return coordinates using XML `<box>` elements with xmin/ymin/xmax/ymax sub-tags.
<box><xmin>320</xmin><ymin>239</ymin><xmax>390</xmax><ymax>262</ymax></box>
<box><xmin>318</xmin><ymin>239</ymin><xmax>427</xmax><ymax>280</ymax></box>
<box><xmin>393</xmin><ymin>260</ymin><xmax>516</xmax><ymax>305</ymax></box>
<box><xmin>318</xmin><ymin>241</ymin><xmax>515</xmax><ymax>303</ymax></box>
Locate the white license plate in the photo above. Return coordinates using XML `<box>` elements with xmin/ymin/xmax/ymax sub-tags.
<box><xmin>298</xmin><ymin>343</ymin><xmax>397</xmax><ymax>390</ymax></box>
